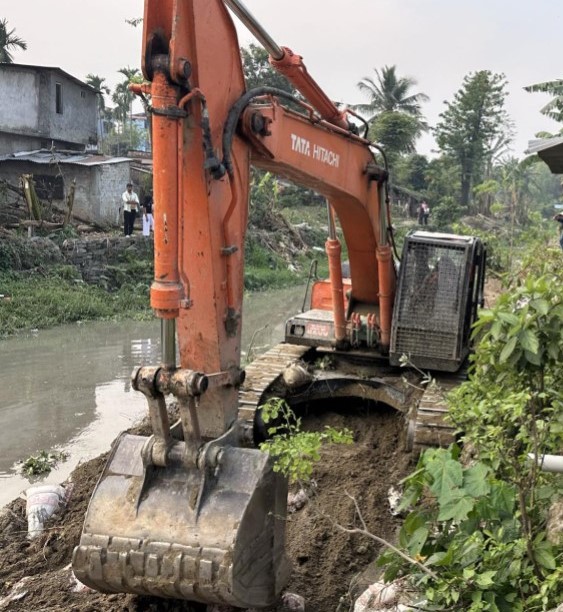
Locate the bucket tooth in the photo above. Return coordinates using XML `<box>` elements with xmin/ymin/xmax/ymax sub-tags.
<box><xmin>72</xmin><ymin>433</ymin><xmax>289</xmax><ymax>607</ymax></box>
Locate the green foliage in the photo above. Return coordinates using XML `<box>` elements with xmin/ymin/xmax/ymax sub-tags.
<box><xmin>85</xmin><ymin>73</ymin><xmax>111</xmax><ymax>112</ymax></box>
<box><xmin>0</xmin><ymin>236</ymin><xmax>62</xmax><ymax>272</ymax></box>
<box><xmin>393</xmin><ymin>154</ymin><xmax>429</xmax><ymax>193</ymax></box>
<box><xmin>355</xmin><ymin>65</ymin><xmax>429</xmax><ymax>123</ymax></box>
<box><xmin>249</xmin><ymin>170</ymin><xmax>280</xmax><ymax>229</ymax></box>
<box><xmin>0</xmin><ymin>18</ymin><xmax>27</xmax><ymax>63</ymax></box>
<box><xmin>452</xmin><ymin>273</ymin><xmax>563</xmax><ymax>463</ymax></box>
<box><xmin>380</xmin><ymin>263</ymin><xmax>563</xmax><ymax>610</ymax></box>
<box><xmin>380</xmin><ymin>446</ymin><xmax>546</xmax><ymax>611</ymax></box>
<box><xmin>369</xmin><ymin>111</ymin><xmax>426</xmax><ymax>164</ymax></box>
<box><xmin>431</xmin><ymin>196</ymin><xmax>462</xmax><ymax>228</ymax></box>
<box><xmin>0</xmin><ymin>266</ymin><xmax>151</xmax><ymax>336</ymax></box>
<box><xmin>20</xmin><ymin>450</ymin><xmax>68</xmax><ymax>476</ymax></box>
<box><xmin>525</xmin><ymin>78</ymin><xmax>563</xmax><ymax>124</ymax></box>
<box><xmin>354</xmin><ymin>65</ymin><xmax>428</xmax><ymax>161</ymax></box>
<box><xmin>259</xmin><ymin>398</ymin><xmax>353</xmax><ymax>483</ymax></box>
<box><xmin>435</xmin><ymin>71</ymin><xmax>510</xmax><ymax>208</ymax></box>
<box><xmin>424</xmin><ymin>156</ymin><xmax>461</xmax><ymax>225</ymax></box>
<box><xmin>244</xmin><ymin>240</ymin><xmax>297</xmax><ymax>290</ymax></box>
<box><xmin>241</xmin><ymin>43</ymin><xmax>295</xmax><ymax>94</ymax></box>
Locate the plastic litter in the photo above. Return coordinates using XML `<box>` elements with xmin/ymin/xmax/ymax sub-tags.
<box><xmin>25</xmin><ymin>484</ymin><xmax>67</xmax><ymax>539</ymax></box>
<box><xmin>0</xmin><ymin>576</ymin><xmax>32</xmax><ymax>609</ymax></box>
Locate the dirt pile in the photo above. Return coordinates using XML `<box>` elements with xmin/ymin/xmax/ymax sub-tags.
<box><xmin>0</xmin><ymin>405</ymin><xmax>411</xmax><ymax>612</ymax></box>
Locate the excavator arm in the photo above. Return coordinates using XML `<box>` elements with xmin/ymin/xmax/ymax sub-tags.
<box><xmin>138</xmin><ymin>0</ymin><xmax>395</xmax><ymax>437</ymax></box>
<box><xmin>73</xmin><ymin>0</ymin><xmax>396</xmax><ymax>607</ymax></box>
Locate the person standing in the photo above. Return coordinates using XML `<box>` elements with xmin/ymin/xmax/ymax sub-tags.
<box><xmin>422</xmin><ymin>201</ymin><xmax>430</xmax><ymax>225</ymax></box>
<box><xmin>122</xmin><ymin>182</ymin><xmax>139</xmax><ymax>236</ymax></box>
<box><xmin>553</xmin><ymin>212</ymin><xmax>563</xmax><ymax>250</ymax></box>
<box><xmin>417</xmin><ymin>201</ymin><xmax>425</xmax><ymax>225</ymax></box>
<box><xmin>142</xmin><ymin>192</ymin><xmax>154</xmax><ymax>237</ymax></box>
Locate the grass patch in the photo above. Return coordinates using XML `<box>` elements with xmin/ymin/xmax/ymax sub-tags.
<box><xmin>0</xmin><ymin>266</ymin><xmax>151</xmax><ymax>337</ymax></box>
<box><xmin>244</xmin><ymin>238</ymin><xmax>328</xmax><ymax>291</ymax></box>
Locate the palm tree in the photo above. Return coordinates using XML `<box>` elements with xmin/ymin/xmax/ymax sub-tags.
<box><xmin>524</xmin><ymin>79</ymin><xmax>563</xmax><ymax>123</ymax></box>
<box><xmin>112</xmin><ymin>67</ymin><xmax>140</xmax><ymax>127</ymax></box>
<box><xmin>355</xmin><ymin>65</ymin><xmax>429</xmax><ymax>122</ymax></box>
<box><xmin>86</xmin><ymin>74</ymin><xmax>111</xmax><ymax>150</ymax></box>
<box><xmin>354</xmin><ymin>66</ymin><xmax>429</xmax><ymax>160</ymax></box>
<box><xmin>85</xmin><ymin>74</ymin><xmax>110</xmax><ymax>112</ymax></box>
<box><xmin>0</xmin><ymin>18</ymin><xmax>27</xmax><ymax>63</ymax></box>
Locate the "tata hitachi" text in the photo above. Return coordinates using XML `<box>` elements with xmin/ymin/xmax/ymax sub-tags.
<box><xmin>290</xmin><ymin>134</ymin><xmax>340</xmax><ymax>168</ymax></box>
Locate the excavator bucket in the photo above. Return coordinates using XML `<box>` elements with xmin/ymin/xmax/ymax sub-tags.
<box><xmin>72</xmin><ymin>433</ymin><xmax>289</xmax><ymax>608</ymax></box>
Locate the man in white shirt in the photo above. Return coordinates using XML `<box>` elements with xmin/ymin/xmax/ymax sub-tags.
<box><xmin>122</xmin><ymin>182</ymin><xmax>140</xmax><ymax>236</ymax></box>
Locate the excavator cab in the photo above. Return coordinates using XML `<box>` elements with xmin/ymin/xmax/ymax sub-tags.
<box><xmin>286</xmin><ymin>231</ymin><xmax>486</xmax><ymax>372</ymax></box>
<box><xmin>389</xmin><ymin>231</ymin><xmax>486</xmax><ymax>372</ymax></box>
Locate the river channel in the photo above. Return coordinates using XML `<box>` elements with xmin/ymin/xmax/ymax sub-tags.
<box><xmin>0</xmin><ymin>285</ymin><xmax>307</xmax><ymax>507</ymax></box>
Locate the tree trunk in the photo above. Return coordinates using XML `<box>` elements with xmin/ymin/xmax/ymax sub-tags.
<box><xmin>460</xmin><ymin>173</ymin><xmax>471</xmax><ymax>208</ymax></box>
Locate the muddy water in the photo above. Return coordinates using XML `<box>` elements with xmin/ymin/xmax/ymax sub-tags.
<box><xmin>0</xmin><ymin>285</ymin><xmax>306</xmax><ymax>507</ymax></box>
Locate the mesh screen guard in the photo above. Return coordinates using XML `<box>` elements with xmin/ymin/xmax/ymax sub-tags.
<box><xmin>390</xmin><ymin>236</ymin><xmax>471</xmax><ymax>371</ymax></box>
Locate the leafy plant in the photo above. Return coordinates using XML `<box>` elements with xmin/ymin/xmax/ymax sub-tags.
<box><xmin>20</xmin><ymin>450</ymin><xmax>69</xmax><ymax>476</ymax></box>
<box><xmin>259</xmin><ymin>398</ymin><xmax>353</xmax><ymax>483</ymax></box>
<box><xmin>379</xmin><ymin>264</ymin><xmax>563</xmax><ymax>610</ymax></box>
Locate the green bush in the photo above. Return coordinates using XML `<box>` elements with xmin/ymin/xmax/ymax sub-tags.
<box><xmin>379</xmin><ymin>262</ymin><xmax>563</xmax><ymax>610</ymax></box>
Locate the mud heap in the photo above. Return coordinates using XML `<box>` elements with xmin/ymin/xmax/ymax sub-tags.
<box><xmin>0</xmin><ymin>405</ymin><xmax>412</xmax><ymax>612</ymax></box>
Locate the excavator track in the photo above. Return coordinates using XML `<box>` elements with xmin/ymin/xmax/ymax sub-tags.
<box><xmin>238</xmin><ymin>343</ymin><xmax>313</xmax><ymax>431</ymax></box>
<box><xmin>407</xmin><ymin>368</ymin><xmax>468</xmax><ymax>452</ymax></box>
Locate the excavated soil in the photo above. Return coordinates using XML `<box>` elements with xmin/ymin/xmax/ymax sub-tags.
<box><xmin>0</xmin><ymin>405</ymin><xmax>412</xmax><ymax>612</ymax></box>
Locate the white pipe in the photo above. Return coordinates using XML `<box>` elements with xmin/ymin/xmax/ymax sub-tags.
<box><xmin>527</xmin><ymin>453</ymin><xmax>563</xmax><ymax>473</ymax></box>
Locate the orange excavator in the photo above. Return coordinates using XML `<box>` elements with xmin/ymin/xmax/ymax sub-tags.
<box><xmin>72</xmin><ymin>0</ymin><xmax>486</xmax><ymax>608</ymax></box>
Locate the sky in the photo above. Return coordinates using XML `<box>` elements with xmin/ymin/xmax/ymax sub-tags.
<box><xmin>2</xmin><ymin>0</ymin><xmax>562</xmax><ymax>158</ymax></box>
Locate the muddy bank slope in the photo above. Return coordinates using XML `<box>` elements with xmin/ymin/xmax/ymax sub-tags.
<box><xmin>0</xmin><ymin>405</ymin><xmax>411</xmax><ymax>612</ymax></box>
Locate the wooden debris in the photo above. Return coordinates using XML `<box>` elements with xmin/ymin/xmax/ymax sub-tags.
<box><xmin>64</xmin><ymin>179</ymin><xmax>76</xmax><ymax>226</ymax></box>
<box><xmin>21</xmin><ymin>174</ymin><xmax>42</xmax><ymax>222</ymax></box>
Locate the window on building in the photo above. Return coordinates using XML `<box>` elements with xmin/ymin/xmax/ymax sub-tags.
<box><xmin>81</xmin><ymin>90</ymin><xmax>86</xmax><ymax>99</ymax></box>
<box><xmin>55</xmin><ymin>82</ymin><xmax>63</xmax><ymax>114</ymax></box>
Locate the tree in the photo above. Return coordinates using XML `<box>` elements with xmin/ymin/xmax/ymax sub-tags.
<box><xmin>491</xmin><ymin>156</ymin><xmax>561</xmax><ymax>225</ymax></box>
<box><xmin>0</xmin><ymin>18</ymin><xmax>27</xmax><ymax>63</ymax></box>
<box><xmin>525</xmin><ymin>78</ymin><xmax>563</xmax><ymax>123</ymax></box>
<box><xmin>355</xmin><ymin>65</ymin><xmax>429</xmax><ymax>122</ymax></box>
<box><xmin>355</xmin><ymin>65</ymin><xmax>429</xmax><ymax>160</ymax></box>
<box><xmin>394</xmin><ymin>154</ymin><xmax>429</xmax><ymax>193</ymax></box>
<box><xmin>369</xmin><ymin>111</ymin><xmax>426</xmax><ymax>163</ymax></box>
<box><xmin>85</xmin><ymin>74</ymin><xmax>111</xmax><ymax>151</ymax></box>
<box><xmin>112</xmin><ymin>67</ymin><xmax>140</xmax><ymax>126</ymax></box>
<box><xmin>241</xmin><ymin>43</ymin><xmax>295</xmax><ymax>94</ymax></box>
<box><xmin>434</xmin><ymin>70</ymin><xmax>510</xmax><ymax>209</ymax></box>
<box><xmin>85</xmin><ymin>74</ymin><xmax>110</xmax><ymax>113</ymax></box>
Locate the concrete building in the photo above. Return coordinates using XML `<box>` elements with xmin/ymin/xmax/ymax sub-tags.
<box><xmin>0</xmin><ymin>150</ymin><xmax>132</xmax><ymax>225</ymax></box>
<box><xmin>0</xmin><ymin>64</ymin><xmax>98</xmax><ymax>155</ymax></box>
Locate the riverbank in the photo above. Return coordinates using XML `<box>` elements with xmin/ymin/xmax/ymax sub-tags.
<box><xmin>0</xmin><ymin>208</ymin><xmax>327</xmax><ymax>336</ymax></box>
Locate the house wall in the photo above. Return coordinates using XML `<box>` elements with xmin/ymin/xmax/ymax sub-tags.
<box><xmin>0</xmin><ymin>160</ymin><xmax>131</xmax><ymax>224</ymax></box>
<box><xmin>0</xmin><ymin>134</ymin><xmax>42</xmax><ymax>156</ymax></box>
<box><xmin>0</xmin><ymin>70</ymin><xmax>40</xmax><ymax>134</ymax></box>
<box><xmin>0</xmin><ymin>66</ymin><xmax>98</xmax><ymax>152</ymax></box>
<box><xmin>92</xmin><ymin>162</ymin><xmax>132</xmax><ymax>222</ymax></box>
<box><xmin>44</xmin><ymin>72</ymin><xmax>98</xmax><ymax>147</ymax></box>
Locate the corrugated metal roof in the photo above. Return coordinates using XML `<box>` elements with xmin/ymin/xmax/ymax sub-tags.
<box><xmin>0</xmin><ymin>150</ymin><xmax>131</xmax><ymax>167</ymax></box>
<box><xmin>526</xmin><ymin>137</ymin><xmax>563</xmax><ymax>174</ymax></box>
